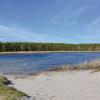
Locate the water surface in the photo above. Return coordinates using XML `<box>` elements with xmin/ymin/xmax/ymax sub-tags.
<box><xmin>0</xmin><ymin>52</ymin><xmax>100</xmax><ymax>74</ymax></box>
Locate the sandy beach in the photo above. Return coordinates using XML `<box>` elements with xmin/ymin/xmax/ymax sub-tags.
<box><xmin>0</xmin><ymin>51</ymin><xmax>100</xmax><ymax>55</ymax></box>
<box><xmin>5</xmin><ymin>71</ymin><xmax>100</xmax><ymax>100</ymax></box>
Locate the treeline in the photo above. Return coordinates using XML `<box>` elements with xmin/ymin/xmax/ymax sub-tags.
<box><xmin>0</xmin><ymin>42</ymin><xmax>100</xmax><ymax>52</ymax></box>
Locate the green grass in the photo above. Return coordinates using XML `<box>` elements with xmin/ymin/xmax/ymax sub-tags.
<box><xmin>0</xmin><ymin>76</ymin><xmax>28</xmax><ymax>100</ymax></box>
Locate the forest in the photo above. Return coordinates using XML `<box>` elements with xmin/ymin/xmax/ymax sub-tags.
<box><xmin>0</xmin><ymin>42</ymin><xmax>100</xmax><ymax>52</ymax></box>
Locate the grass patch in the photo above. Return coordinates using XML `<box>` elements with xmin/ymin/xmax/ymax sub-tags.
<box><xmin>49</xmin><ymin>59</ymin><xmax>100</xmax><ymax>72</ymax></box>
<box><xmin>75</xmin><ymin>59</ymin><xmax>100</xmax><ymax>70</ymax></box>
<box><xmin>0</xmin><ymin>76</ymin><xmax>28</xmax><ymax>100</ymax></box>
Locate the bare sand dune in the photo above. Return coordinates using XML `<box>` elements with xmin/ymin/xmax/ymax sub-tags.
<box><xmin>7</xmin><ymin>71</ymin><xmax>100</xmax><ymax>100</ymax></box>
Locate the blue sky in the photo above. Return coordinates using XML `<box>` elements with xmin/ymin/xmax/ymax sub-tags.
<box><xmin>0</xmin><ymin>0</ymin><xmax>100</xmax><ymax>43</ymax></box>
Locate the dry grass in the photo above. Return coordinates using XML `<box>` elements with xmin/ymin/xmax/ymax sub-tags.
<box><xmin>49</xmin><ymin>59</ymin><xmax>100</xmax><ymax>72</ymax></box>
<box><xmin>75</xmin><ymin>59</ymin><xmax>100</xmax><ymax>70</ymax></box>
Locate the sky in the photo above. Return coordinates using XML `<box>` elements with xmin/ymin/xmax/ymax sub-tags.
<box><xmin>0</xmin><ymin>0</ymin><xmax>100</xmax><ymax>43</ymax></box>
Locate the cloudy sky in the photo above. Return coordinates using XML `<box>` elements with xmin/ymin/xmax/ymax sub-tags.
<box><xmin>0</xmin><ymin>0</ymin><xmax>100</xmax><ymax>43</ymax></box>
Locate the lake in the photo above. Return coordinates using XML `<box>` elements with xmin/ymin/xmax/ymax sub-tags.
<box><xmin>0</xmin><ymin>52</ymin><xmax>100</xmax><ymax>74</ymax></box>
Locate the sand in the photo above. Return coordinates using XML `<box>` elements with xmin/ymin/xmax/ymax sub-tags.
<box><xmin>0</xmin><ymin>51</ymin><xmax>100</xmax><ymax>55</ymax></box>
<box><xmin>6</xmin><ymin>71</ymin><xmax>100</xmax><ymax>100</ymax></box>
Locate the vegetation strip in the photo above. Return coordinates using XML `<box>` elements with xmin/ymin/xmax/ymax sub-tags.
<box><xmin>0</xmin><ymin>42</ymin><xmax>100</xmax><ymax>52</ymax></box>
<box><xmin>0</xmin><ymin>76</ymin><xmax>28</xmax><ymax>100</ymax></box>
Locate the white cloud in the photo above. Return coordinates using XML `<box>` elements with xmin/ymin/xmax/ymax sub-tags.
<box><xmin>0</xmin><ymin>24</ymin><xmax>48</xmax><ymax>42</ymax></box>
<box><xmin>50</xmin><ymin>3</ymin><xmax>86</xmax><ymax>27</ymax></box>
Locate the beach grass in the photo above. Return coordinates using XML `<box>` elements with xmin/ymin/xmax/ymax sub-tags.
<box><xmin>0</xmin><ymin>76</ymin><xmax>28</xmax><ymax>100</ymax></box>
<box><xmin>49</xmin><ymin>59</ymin><xmax>100</xmax><ymax>72</ymax></box>
<box><xmin>75</xmin><ymin>59</ymin><xmax>100</xmax><ymax>70</ymax></box>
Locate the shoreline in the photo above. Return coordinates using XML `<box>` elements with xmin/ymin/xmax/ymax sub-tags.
<box><xmin>6</xmin><ymin>70</ymin><xmax>100</xmax><ymax>100</ymax></box>
<box><xmin>0</xmin><ymin>51</ymin><xmax>100</xmax><ymax>54</ymax></box>
<box><xmin>1</xmin><ymin>59</ymin><xmax>100</xmax><ymax>76</ymax></box>
<box><xmin>1</xmin><ymin>58</ymin><xmax>100</xmax><ymax>100</ymax></box>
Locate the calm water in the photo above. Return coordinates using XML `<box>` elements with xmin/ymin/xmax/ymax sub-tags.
<box><xmin>0</xmin><ymin>52</ymin><xmax>100</xmax><ymax>74</ymax></box>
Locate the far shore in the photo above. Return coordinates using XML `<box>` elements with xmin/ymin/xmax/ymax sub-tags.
<box><xmin>0</xmin><ymin>51</ymin><xmax>100</xmax><ymax>54</ymax></box>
